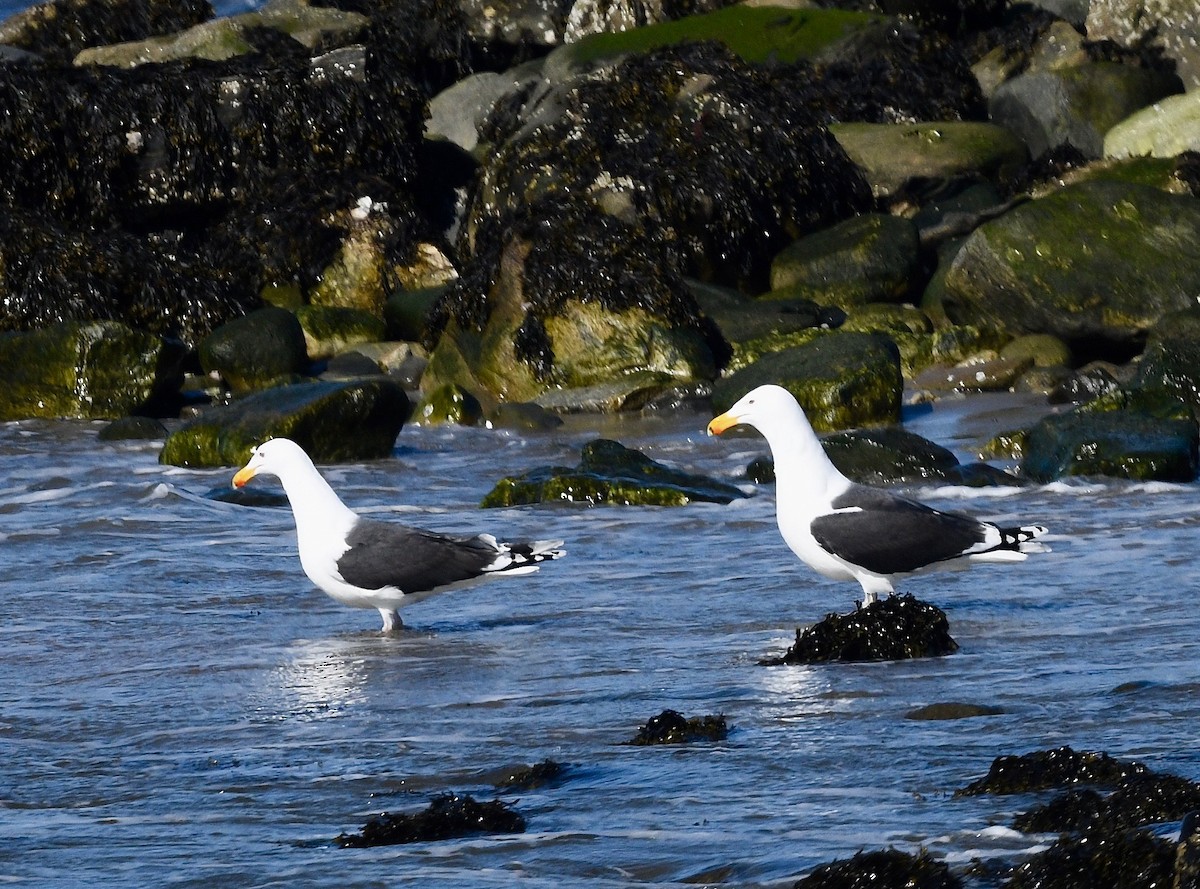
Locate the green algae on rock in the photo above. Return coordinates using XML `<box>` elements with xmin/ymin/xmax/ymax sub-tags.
<box><xmin>762</xmin><ymin>594</ymin><xmax>958</xmax><ymax>665</ymax></box>
<box><xmin>294</xmin><ymin>305</ymin><xmax>386</xmax><ymax>362</ymax></box>
<box><xmin>712</xmin><ymin>332</ymin><xmax>902</xmax><ymax>432</ymax></box>
<box><xmin>0</xmin><ymin>321</ymin><xmax>185</xmax><ymax>421</ymax></box>
<box><xmin>415</xmin><ymin>382</ymin><xmax>484</xmax><ymax>426</ymax></box>
<box><xmin>626</xmin><ymin>709</ymin><xmax>727</xmax><ymax>746</ymax></box>
<box><xmin>159</xmin><ymin>379</ymin><xmax>412</xmax><ymax>467</ymax></box>
<box><xmin>481</xmin><ymin>438</ymin><xmax>747</xmax><ymax>507</ymax></box>
<box><xmin>335</xmin><ymin>793</ymin><xmax>525</xmax><ymax>848</ymax></box>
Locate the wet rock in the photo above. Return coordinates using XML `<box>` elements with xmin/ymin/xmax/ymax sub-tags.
<box><xmin>98</xmin><ymin>416</ymin><xmax>170</xmax><ymax>441</ymax></box>
<box><xmin>1176</xmin><ymin>811</ymin><xmax>1200</xmax><ymax>889</ymax></box>
<box><xmin>319</xmin><ymin>351</ymin><xmax>385</xmax><ymax>381</ymax></box>
<box><xmin>159</xmin><ymin>378</ymin><xmax>411</xmax><ymax>467</ymax></box>
<box><xmin>1048</xmin><ymin>361</ymin><xmax>1125</xmax><ymax>405</ymax></box>
<box><xmin>957</xmin><ymin>746</ymin><xmax>1152</xmax><ymax>796</ymax></box>
<box><xmin>0</xmin><ymin>0</ymin><xmax>211</xmax><ymax>63</ymax></box>
<box><xmin>913</xmin><ymin>353</ymin><xmax>1033</xmax><ymax>393</ymax></box>
<box><xmin>941</xmin><ymin>181</ymin><xmax>1200</xmax><ymax>350</ymax></box>
<box><xmin>794</xmin><ymin>847</ymin><xmax>962</xmax><ymax>889</ymax></box>
<box><xmin>762</xmin><ymin>594</ymin><xmax>959</xmax><ymax>665</ymax></box>
<box><xmin>1022</xmin><ymin>405</ymin><xmax>1199</xmax><ymax>482</ymax></box>
<box><xmin>1015</xmin><ymin>773</ymin><xmax>1200</xmax><ymax>833</ymax></box>
<box><xmin>415</xmin><ymin>383</ymin><xmax>484</xmax><ymax>426</ymax></box>
<box><xmin>989</xmin><ymin>62</ymin><xmax>1181</xmax><ymax>159</ymax></box>
<box><xmin>295</xmin><ymin>305</ymin><xmax>386</xmax><ymax>362</ymax></box>
<box><xmin>1105</xmin><ymin>90</ymin><xmax>1200</xmax><ymax>159</ymax></box>
<box><xmin>712</xmin><ymin>332</ymin><xmax>903</xmax><ymax>432</ymax></box>
<box><xmin>626</xmin><ymin>709</ymin><xmax>727</xmax><ymax>745</ymax></box>
<box><xmin>488</xmin><ymin>401</ymin><xmax>563</xmax><ymax>431</ymax></box>
<box><xmin>766</xmin><ymin>214</ymin><xmax>922</xmax><ymax>311</ymax></box>
<box><xmin>941</xmin><ymin>461</ymin><xmax>1024</xmax><ymax>487</ymax></box>
<box><xmin>0</xmin><ymin>321</ymin><xmax>186</xmax><ymax>421</ymax></box>
<box><xmin>561</xmin><ymin>0</ymin><xmax>729</xmax><ymax>43</ymax></box>
<box><xmin>820</xmin><ymin>427</ymin><xmax>960</xmax><ymax>485</ymax></box>
<box><xmin>1134</xmin><ymin>308</ymin><xmax>1200</xmax><ymax>414</ymax></box>
<box><xmin>198</xmin><ymin>307</ymin><xmax>309</xmax><ymax>394</ymax></box>
<box><xmin>829</xmin><ymin>122</ymin><xmax>1028</xmax><ymax>199</ymax></box>
<box><xmin>481</xmin><ymin>438</ymin><xmax>747</xmax><ymax>507</ymax></box>
<box><xmin>489</xmin><ymin>759</ymin><xmax>568</xmax><ymax>791</ymax></box>
<box><xmin>1007</xmin><ymin>826</ymin><xmax>1176</xmax><ymax>889</ymax></box>
<box><xmin>335</xmin><ymin>793</ymin><xmax>525</xmax><ymax>848</ymax></box>
<box><xmin>531</xmin><ymin>373</ymin><xmax>688</xmax><ymax>414</ymax></box>
<box><xmin>904</xmin><ymin>702</ymin><xmax>1004</xmax><ymax>720</ymax></box>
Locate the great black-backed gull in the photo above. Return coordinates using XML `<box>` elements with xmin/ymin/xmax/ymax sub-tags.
<box><xmin>232</xmin><ymin>438</ymin><xmax>564</xmax><ymax>632</ymax></box>
<box><xmin>707</xmin><ymin>385</ymin><xmax>1047</xmax><ymax>605</ymax></box>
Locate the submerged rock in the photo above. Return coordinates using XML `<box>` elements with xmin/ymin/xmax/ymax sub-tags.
<box><xmin>0</xmin><ymin>321</ymin><xmax>185</xmax><ymax>420</ymax></box>
<box><xmin>159</xmin><ymin>378</ymin><xmax>412</xmax><ymax>467</ymax></box>
<box><xmin>762</xmin><ymin>594</ymin><xmax>958</xmax><ymax>665</ymax></box>
<box><xmin>626</xmin><ymin>709</ymin><xmax>727</xmax><ymax>745</ymax></box>
<box><xmin>481</xmin><ymin>438</ymin><xmax>747</xmax><ymax>507</ymax></box>
<box><xmin>794</xmin><ymin>848</ymin><xmax>962</xmax><ymax>889</ymax></box>
<box><xmin>335</xmin><ymin>793</ymin><xmax>525</xmax><ymax>847</ymax></box>
<box><xmin>489</xmin><ymin>759</ymin><xmax>568</xmax><ymax>791</ymax></box>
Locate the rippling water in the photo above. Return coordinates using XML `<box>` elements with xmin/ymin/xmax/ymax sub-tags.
<box><xmin>4</xmin><ymin>395</ymin><xmax>1200</xmax><ymax>887</ymax></box>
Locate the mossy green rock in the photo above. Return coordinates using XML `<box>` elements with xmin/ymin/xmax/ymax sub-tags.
<box><xmin>481</xmin><ymin>438</ymin><xmax>747</xmax><ymax>507</ymax></box>
<box><xmin>0</xmin><ymin>321</ymin><xmax>184</xmax><ymax>420</ymax></box>
<box><xmin>942</xmin><ymin>181</ymin><xmax>1200</xmax><ymax>346</ymax></box>
<box><xmin>767</xmin><ymin>214</ymin><xmax>921</xmax><ymax>311</ymax></box>
<box><xmin>160</xmin><ymin>379</ymin><xmax>412</xmax><ymax>468</ymax></box>
<box><xmin>198</xmin><ymin>307</ymin><xmax>309</xmax><ymax>394</ymax></box>
<box><xmin>295</xmin><ymin>305</ymin><xmax>386</xmax><ymax>362</ymax></box>
<box><xmin>1001</xmin><ymin>334</ymin><xmax>1072</xmax><ymax>368</ymax></box>
<box><xmin>1023</xmin><ymin>409</ymin><xmax>1199</xmax><ymax>482</ymax></box>
<box><xmin>712</xmin><ymin>332</ymin><xmax>902</xmax><ymax>432</ymax></box>
<box><xmin>829</xmin><ymin>121</ymin><xmax>1028</xmax><ymax>198</ymax></box>
<box><xmin>415</xmin><ymin>383</ymin><xmax>484</xmax><ymax>426</ymax></box>
<box><xmin>545</xmin><ymin>5</ymin><xmax>882</xmax><ymax>76</ymax></box>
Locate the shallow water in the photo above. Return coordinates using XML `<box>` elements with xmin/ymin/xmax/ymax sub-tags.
<box><xmin>3</xmin><ymin>394</ymin><xmax>1200</xmax><ymax>888</ymax></box>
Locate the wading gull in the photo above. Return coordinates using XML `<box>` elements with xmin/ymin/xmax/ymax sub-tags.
<box><xmin>707</xmin><ymin>385</ymin><xmax>1047</xmax><ymax>605</ymax></box>
<box><xmin>233</xmin><ymin>438</ymin><xmax>564</xmax><ymax>632</ymax></box>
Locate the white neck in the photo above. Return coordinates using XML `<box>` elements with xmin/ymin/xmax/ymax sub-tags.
<box><xmin>275</xmin><ymin>458</ymin><xmax>358</xmax><ymax>543</ymax></box>
<box><xmin>756</xmin><ymin>401</ymin><xmax>851</xmax><ymax>513</ymax></box>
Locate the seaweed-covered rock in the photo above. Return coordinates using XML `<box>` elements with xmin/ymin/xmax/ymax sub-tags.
<box><xmin>1007</xmin><ymin>825</ymin><xmax>1176</xmax><ymax>889</ymax></box>
<box><xmin>159</xmin><ymin>378</ymin><xmax>412</xmax><ymax>467</ymax></box>
<box><xmin>762</xmin><ymin>594</ymin><xmax>959</xmax><ymax>665</ymax></box>
<box><xmin>794</xmin><ymin>848</ymin><xmax>962</xmax><ymax>889</ymax></box>
<box><xmin>1022</xmin><ymin>407</ymin><xmax>1199</xmax><ymax>482</ymax></box>
<box><xmin>294</xmin><ymin>305</ymin><xmax>386</xmax><ymax>362</ymax></box>
<box><xmin>198</xmin><ymin>307</ymin><xmax>310</xmax><ymax>393</ymax></box>
<box><xmin>712</xmin><ymin>332</ymin><xmax>903</xmax><ymax>432</ymax></box>
<box><xmin>941</xmin><ymin>181</ymin><xmax>1200</xmax><ymax>351</ymax></box>
<box><xmin>957</xmin><ymin>746</ymin><xmax>1151</xmax><ymax>796</ymax></box>
<box><xmin>481</xmin><ymin>438</ymin><xmax>747</xmax><ymax>507</ymax></box>
<box><xmin>335</xmin><ymin>793</ymin><xmax>525</xmax><ymax>848</ymax></box>
<box><xmin>1015</xmin><ymin>773</ymin><xmax>1200</xmax><ymax>833</ymax></box>
<box><xmin>626</xmin><ymin>709</ymin><xmax>728</xmax><ymax>745</ymax></box>
<box><xmin>766</xmin><ymin>214</ymin><xmax>922</xmax><ymax>311</ymax></box>
<box><xmin>489</xmin><ymin>759</ymin><xmax>568</xmax><ymax>790</ymax></box>
<box><xmin>0</xmin><ymin>321</ymin><xmax>185</xmax><ymax>420</ymax></box>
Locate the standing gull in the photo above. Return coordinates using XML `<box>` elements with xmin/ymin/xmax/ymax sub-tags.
<box><xmin>707</xmin><ymin>385</ymin><xmax>1047</xmax><ymax>605</ymax></box>
<box><xmin>232</xmin><ymin>438</ymin><xmax>564</xmax><ymax>632</ymax></box>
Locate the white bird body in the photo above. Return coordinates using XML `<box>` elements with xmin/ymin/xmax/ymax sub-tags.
<box><xmin>708</xmin><ymin>384</ymin><xmax>1047</xmax><ymax>604</ymax></box>
<box><xmin>232</xmin><ymin>438</ymin><xmax>563</xmax><ymax>631</ymax></box>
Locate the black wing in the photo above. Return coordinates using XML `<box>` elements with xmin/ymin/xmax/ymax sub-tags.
<box><xmin>335</xmin><ymin>519</ymin><xmax>501</xmax><ymax>593</ymax></box>
<box><xmin>810</xmin><ymin>486</ymin><xmax>990</xmax><ymax>575</ymax></box>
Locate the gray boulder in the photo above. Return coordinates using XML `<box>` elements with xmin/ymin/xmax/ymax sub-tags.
<box><xmin>989</xmin><ymin>62</ymin><xmax>1181</xmax><ymax>158</ymax></box>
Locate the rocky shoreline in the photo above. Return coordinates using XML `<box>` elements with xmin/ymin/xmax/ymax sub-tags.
<box><xmin>0</xmin><ymin>0</ymin><xmax>1196</xmax><ymax>486</ymax></box>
